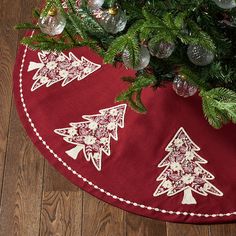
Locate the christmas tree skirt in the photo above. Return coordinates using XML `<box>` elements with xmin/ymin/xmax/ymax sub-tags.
<box><xmin>13</xmin><ymin>38</ymin><xmax>236</xmax><ymax>224</ymax></box>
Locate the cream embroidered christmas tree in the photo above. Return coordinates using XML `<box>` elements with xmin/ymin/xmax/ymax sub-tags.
<box><xmin>153</xmin><ymin>127</ymin><xmax>223</xmax><ymax>205</ymax></box>
<box><xmin>54</xmin><ymin>104</ymin><xmax>127</xmax><ymax>171</ymax></box>
<box><xmin>28</xmin><ymin>51</ymin><xmax>101</xmax><ymax>91</ymax></box>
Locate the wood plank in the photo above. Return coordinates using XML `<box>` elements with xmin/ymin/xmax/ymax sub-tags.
<box><xmin>82</xmin><ymin>192</ymin><xmax>125</xmax><ymax>236</ymax></box>
<box><xmin>0</xmin><ymin>0</ymin><xmax>45</xmax><ymax>234</ymax></box>
<box><xmin>0</xmin><ymin>105</ymin><xmax>45</xmax><ymax>235</ymax></box>
<box><xmin>43</xmin><ymin>161</ymin><xmax>78</xmax><ymax>192</ymax></box>
<box><xmin>166</xmin><ymin>223</ymin><xmax>209</xmax><ymax>236</ymax></box>
<box><xmin>40</xmin><ymin>159</ymin><xmax>83</xmax><ymax>235</ymax></box>
<box><xmin>209</xmin><ymin>224</ymin><xmax>236</xmax><ymax>236</ymax></box>
<box><xmin>126</xmin><ymin>212</ymin><xmax>167</xmax><ymax>236</ymax></box>
<box><xmin>0</xmin><ymin>0</ymin><xmax>20</xmax><ymax>201</ymax></box>
<box><xmin>40</xmin><ymin>191</ymin><xmax>82</xmax><ymax>236</ymax></box>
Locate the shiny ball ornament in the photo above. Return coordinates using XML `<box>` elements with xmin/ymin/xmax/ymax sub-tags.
<box><xmin>88</xmin><ymin>0</ymin><xmax>104</xmax><ymax>9</ymax></box>
<box><xmin>187</xmin><ymin>45</ymin><xmax>214</xmax><ymax>66</ymax></box>
<box><xmin>39</xmin><ymin>8</ymin><xmax>66</xmax><ymax>36</ymax></box>
<box><xmin>122</xmin><ymin>46</ymin><xmax>150</xmax><ymax>71</ymax></box>
<box><xmin>173</xmin><ymin>75</ymin><xmax>198</xmax><ymax>98</ymax></box>
<box><xmin>213</xmin><ymin>0</ymin><xmax>236</xmax><ymax>9</ymax></box>
<box><xmin>96</xmin><ymin>6</ymin><xmax>127</xmax><ymax>34</ymax></box>
<box><xmin>148</xmin><ymin>41</ymin><xmax>175</xmax><ymax>59</ymax></box>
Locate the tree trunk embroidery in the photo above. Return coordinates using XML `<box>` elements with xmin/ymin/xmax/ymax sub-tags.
<box><xmin>182</xmin><ymin>188</ymin><xmax>197</xmax><ymax>205</ymax></box>
<box><xmin>153</xmin><ymin>127</ymin><xmax>223</xmax><ymax>205</ymax></box>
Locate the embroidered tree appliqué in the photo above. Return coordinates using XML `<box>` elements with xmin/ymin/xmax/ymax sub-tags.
<box><xmin>54</xmin><ymin>104</ymin><xmax>127</xmax><ymax>171</ymax></box>
<box><xmin>28</xmin><ymin>51</ymin><xmax>101</xmax><ymax>91</ymax></box>
<box><xmin>153</xmin><ymin>127</ymin><xmax>223</xmax><ymax>205</ymax></box>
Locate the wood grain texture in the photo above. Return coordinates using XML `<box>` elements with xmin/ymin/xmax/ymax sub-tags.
<box><xmin>126</xmin><ymin>212</ymin><xmax>166</xmax><ymax>236</ymax></box>
<box><xmin>43</xmin><ymin>161</ymin><xmax>79</xmax><ymax>192</ymax></box>
<box><xmin>40</xmin><ymin>191</ymin><xmax>82</xmax><ymax>236</ymax></box>
<box><xmin>40</xmin><ymin>159</ymin><xmax>83</xmax><ymax>235</ymax></box>
<box><xmin>166</xmin><ymin>223</ymin><xmax>209</xmax><ymax>236</ymax></box>
<box><xmin>0</xmin><ymin>0</ymin><xmax>44</xmax><ymax>235</ymax></box>
<box><xmin>0</xmin><ymin>105</ymin><xmax>44</xmax><ymax>235</ymax></box>
<box><xmin>209</xmin><ymin>224</ymin><xmax>236</xmax><ymax>236</ymax></box>
<box><xmin>0</xmin><ymin>0</ymin><xmax>19</xmax><ymax>202</ymax></box>
<box><xmin>82</xmin><ymin>192</ymin><xmax>125</xmax><ymax>236</ymax></box>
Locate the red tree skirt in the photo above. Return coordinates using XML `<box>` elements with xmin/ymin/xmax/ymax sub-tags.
<box><xmin>13</xmin><ymin>34</ymin><xmax>236</xmax><ymax>224</ymax></box>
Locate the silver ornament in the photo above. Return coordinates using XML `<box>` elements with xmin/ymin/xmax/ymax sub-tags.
<box><xmin>88</xmin><ymin>0</ymin><xmax>104</xmax><ymax>9</ymax></box>
<box><xmin>213</xmin><ymin>0</ymin><xmax>236</xmax><ymax>9</ymax></box>
<box><xmin>148</xmin><ymin>41</ymin><xmax>175</xmax><ymax>59</ymax></box>
<box><xmin>122</xmin><ymin>45</ymin><xmax>150</xmax><ymax>70</ymax></box>
<box><xmin>173</xmin><ymin>75</ymin><xmax>198</xmax><ymax>98</ymax></box>
<box><xmin>39</xmin><ymin>8</ymin><xmax>66</xmax><ymax>36</ymax></box>
<box><xmin>94</xmin><ymin>7</ymin><xmax>127</xmax><ymax>34</ymax></box>
<box><xmin>187</xmin><ymin>45</ymin><xmax>214</xmax><ymax>66</ymax></box>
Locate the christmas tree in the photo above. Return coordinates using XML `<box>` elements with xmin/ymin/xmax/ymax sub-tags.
<box><xmin>54</xmin><ymin>104</ymin><xmax>127</xmax><ymax>171</ymax></box>
<box><xmin>28</xmin><ymin>51</ymin><xmax>101</xmax><ymax>91</ymax></box>
<box><xmin>153</xmin><ymin>127</ymin><xmax>223</xmax><ymax>205</ymax></box>
<box><xmin>16</xmin><ymin>0</ymin><xmax>236</xmax><ymax>128</ymax></box>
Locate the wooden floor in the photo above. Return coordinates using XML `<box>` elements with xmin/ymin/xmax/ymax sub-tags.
<box><xmin>0</xmin><ymin>0</ymin><xmax>236</xmax><ymax>235</ymax></box>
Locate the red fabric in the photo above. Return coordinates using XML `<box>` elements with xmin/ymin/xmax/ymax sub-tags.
<box><xmin>13</xmin><ymin>34</ymin><xmax>236</xmax><ymax>224</ymax></box>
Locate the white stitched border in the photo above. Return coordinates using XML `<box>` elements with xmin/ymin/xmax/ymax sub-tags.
<box><xmin>18</xmin><ymin>37</ymin><xmax>236</xmax><ymax>219</ymax></box>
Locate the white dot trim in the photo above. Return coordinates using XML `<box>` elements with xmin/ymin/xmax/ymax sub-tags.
<box><xmin>17</xmin><ymin>33</ymin><xmax>236</xmax><ymax>219</ymax></box>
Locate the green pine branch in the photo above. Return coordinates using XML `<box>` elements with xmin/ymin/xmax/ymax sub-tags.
<box><xmin>116</xmin><ymin>74</ymin><xmax>157</xmax><ymax>113</ymax></box>
<box><xmin>21</xmin><ymin>33</ymin><xmax>76</xmax><ymax>51</ymax></box>
<box><xmin>15</xmin><ymin>0</ymin><xmax>236</xmax><ymax>128</ymax></box>
<box><xmin>15</xmin><ymin>23</ymin><xmax>40</xmax><ymax>30</ymax></box>
<box><xmin>201</xmin><ymin>88</ymin><xmax>236</xmax><ymax>128</ymax></box>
